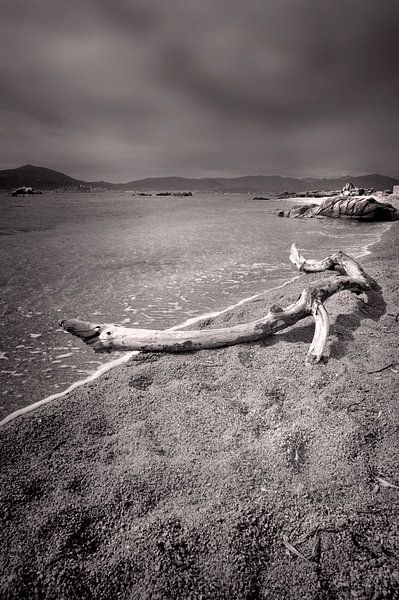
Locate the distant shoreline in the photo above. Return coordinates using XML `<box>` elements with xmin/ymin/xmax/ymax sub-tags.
<box><xmin>1</xmin><ymin>163</ymin><xmax>399</xmax><ymax>194</ymax></box>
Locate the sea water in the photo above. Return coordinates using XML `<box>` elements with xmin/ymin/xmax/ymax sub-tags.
<box><xmin>0</xmin><ymin>191</ymin><xmax>388</xmax><ymax>419</ymax></box>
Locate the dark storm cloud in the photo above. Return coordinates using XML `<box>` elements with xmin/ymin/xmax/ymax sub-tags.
<box><xmin>1</xmin><ymin>0</ymin><xmax>398</xmax><ymax>179</ymax></box>
<box><xmin>159</xmin><ymin>1</ymin><xmax>399</xmax><ymax>125</ymax></box>
<box><xmin>92</xmin><ymin>0</ymin><xmax>159</xmax><ymax>34</ymax></box>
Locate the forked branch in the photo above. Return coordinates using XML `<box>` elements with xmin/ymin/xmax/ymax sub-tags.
<box><xmin>59</xmin><ymin>244</ymin><xmax>369</xmax><ymax>364</ymax></box>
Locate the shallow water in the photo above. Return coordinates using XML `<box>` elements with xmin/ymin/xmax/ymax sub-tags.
<box><xmin>0</xmin><ymin>191</ymin><xmax>388</xmax><ymax>417</ymax></box>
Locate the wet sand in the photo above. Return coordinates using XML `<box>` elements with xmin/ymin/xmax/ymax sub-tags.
<box><xmin>1</xmin><ymin>223</ymin><xmax>399</xmax><ymax>599</ymax></box>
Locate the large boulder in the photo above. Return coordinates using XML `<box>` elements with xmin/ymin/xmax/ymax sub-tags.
<box><xmin>277</xmin><ymin>203</ymin><xmax>317</xmax><ymax>218</ymax></box>
<box><xmin>314</xmin><ymin>195</ymin><xmax>398</xmax><ymax>220</ymax></box>
<box><xmin>278</xmin><ymin>195</ymin><xmax>399</xmax><ymax>221</ymax></box>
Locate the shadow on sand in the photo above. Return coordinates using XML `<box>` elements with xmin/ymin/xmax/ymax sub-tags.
<box><xmin>259</xmin><ymin>274</ymin><xmax>386</xmax><ymax>362</ymax></box>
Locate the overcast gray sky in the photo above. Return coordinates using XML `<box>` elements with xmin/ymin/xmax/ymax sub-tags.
<box><xmin>1</xmin><ymin>0</ymin><xmax>398</xmax><ymax>181</ymax></box>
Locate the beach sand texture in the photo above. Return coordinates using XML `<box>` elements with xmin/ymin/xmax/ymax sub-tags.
<box><xmin>1</xmin><ymin>223</ymin><xmax>399</xmax><ymax>599</ymax></box>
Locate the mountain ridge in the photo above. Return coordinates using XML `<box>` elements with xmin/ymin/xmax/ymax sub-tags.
<box><xmin>1</xmin><ymin>164</ymin><xmax>398</xmax><ymax>193</ymax></box>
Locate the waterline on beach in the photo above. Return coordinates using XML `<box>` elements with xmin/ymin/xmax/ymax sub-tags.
<box><xmin>0</xmin><ymin>273</ymin><xmax>306</xmax><ymax>427</ymax></box>
<box><xmin>0</xmin><ymin>191</ymin><xmax>392</xmax><ymax>422</ymax></box>
<box><xmin>1</xmin><ymin>219</ymin><xmax>391</xmax><ymax>428</ymax></box>
<box><xmin>354</xmin><ymin>221</ymin><xmax>393</xmax><ymax>259</ymax></box>
<box><xmin>1</xmin><ymin>220</ymin><xmax>390</xmax><ymax>427</ymax></box>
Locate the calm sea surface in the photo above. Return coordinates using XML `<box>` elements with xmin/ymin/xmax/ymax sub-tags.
<box><xmin>0</xmin><ymin>191</ymin><xmax>388</xmax><ymax>418</ymax></box>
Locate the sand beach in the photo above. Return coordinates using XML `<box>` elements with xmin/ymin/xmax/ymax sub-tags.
<box><xmin>1</xmin><ymin>222</ymin><xmax>399</xmax><ymax>599</ymax></box>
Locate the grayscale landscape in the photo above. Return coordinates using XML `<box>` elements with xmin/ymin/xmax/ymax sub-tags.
<box><xmin>1</xmin><ymin>2</ymin><xmax>399</xmax><ymax>599</ymax></box>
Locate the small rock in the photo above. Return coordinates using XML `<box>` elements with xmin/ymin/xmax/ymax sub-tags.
<box><xmin>390</xmin><ymin>570</ymin><xmax>399</xmax><ymax>585</ymax></box>
<box><xmin>364</xmin><ymin>584</ymin><xmax>374</xmax><ymax>599</ymax></box>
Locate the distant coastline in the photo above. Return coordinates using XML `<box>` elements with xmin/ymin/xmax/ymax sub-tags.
<box><xmin>1</xmin><ymin>163</ymin><xmax>399</xmax><ymax>193</ymax></box>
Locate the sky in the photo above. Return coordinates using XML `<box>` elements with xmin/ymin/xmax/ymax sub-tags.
<box><xmin>1</xmin><ymin>0</ymin><xmax>399</xmax><ymax>182</ymax></box>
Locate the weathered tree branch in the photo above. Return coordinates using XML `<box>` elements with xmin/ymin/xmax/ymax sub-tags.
<box><xmin>59</xmin><ymin>244</ymin><xmax>369</xmax><ymax>363</ymax></box>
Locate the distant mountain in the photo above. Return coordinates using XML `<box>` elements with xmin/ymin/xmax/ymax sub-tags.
<box><xmin>1</xmin><ymin>164</ymin><xmax>398</xmax><ymax>193</ymax></box>
<box><xmin>122</xmin><ymin>176</ymin><xmax>226</xmax><ymax>191</ymax></box>
<box><xmin>0</xmin><ymin>164</ymin><xmax>86</xmax><ymax>190</ymax></box>
<box><xmin>124</xmin><ymin>173</ymin><xmax>399</xmax><ymax>192</ymax></box>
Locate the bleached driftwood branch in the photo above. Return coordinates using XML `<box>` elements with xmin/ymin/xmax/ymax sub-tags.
<box><xmin>59</xmin><ymin>244</ymin><xmax>369</xmax><ymax>364</ymax></box>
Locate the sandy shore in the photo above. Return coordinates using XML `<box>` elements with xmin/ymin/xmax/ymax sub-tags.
<box><xmin>1</xmin><ymin>224</ymin><xmax>399</xmax><ymax>599</ymax></box>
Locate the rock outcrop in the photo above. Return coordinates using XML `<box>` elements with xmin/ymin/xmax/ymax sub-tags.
<box><xmin>278</xmin><ymin>195</ymin><xmax>399</xmax><ymax>221</ymax></box>
<box><xmin>341</xmin><ymin>182</ymin><xmax>376</xmax><ymax>197</ymax></box>
<box><xmin>280</xmin><ymin>183</ymin><xmax>378</xmax><ymax>201</ymax></box>
<box><xmin>10</xmin><ymin>186</ymin><xmax>42</xmax><ymax>196</ymax></box>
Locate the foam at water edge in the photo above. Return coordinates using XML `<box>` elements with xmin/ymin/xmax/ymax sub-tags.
<box><xmin>353</xmin><ymin>222</ymin><xmax>392</xmax><ymax>259</ymax></box>
<box><xmin>1</xmin><ymin>223</ymin><xmax>392</xmax><ymax>427</ymax></box>
<box><xmin>0</xmin><ymin>354</ymin><xmax>136</xmax><ymax>427</ymax></box>
<box><xmin>0</xmin><ymin>274</ymin><xmax>305</xmax><ymax>427</ymax></box>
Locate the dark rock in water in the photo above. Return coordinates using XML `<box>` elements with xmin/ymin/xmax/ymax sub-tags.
<box><xmin>10</xmin><ymin>186</ymin><xmax>42</xmax><ymax>196</ymax></box>
<box><xmin>304</xmin><ymin>190</ymin><xmax>338</xmax><ymax>198</ymax></box>
<box><xmin>155</xmin><ymin>191</ymin><xmax>192</xmax><ymax>197</ymax></box>
<box><xmin>278</xmin><ymin>195</ymin><xmax>399</xmax><ymax>221</ymax></box>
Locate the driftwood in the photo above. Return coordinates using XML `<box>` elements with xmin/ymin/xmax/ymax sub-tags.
<box><xmin>60</xmin><ymin>244</ymin><xmax>369</xmax><ymax>364</ymax></box>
